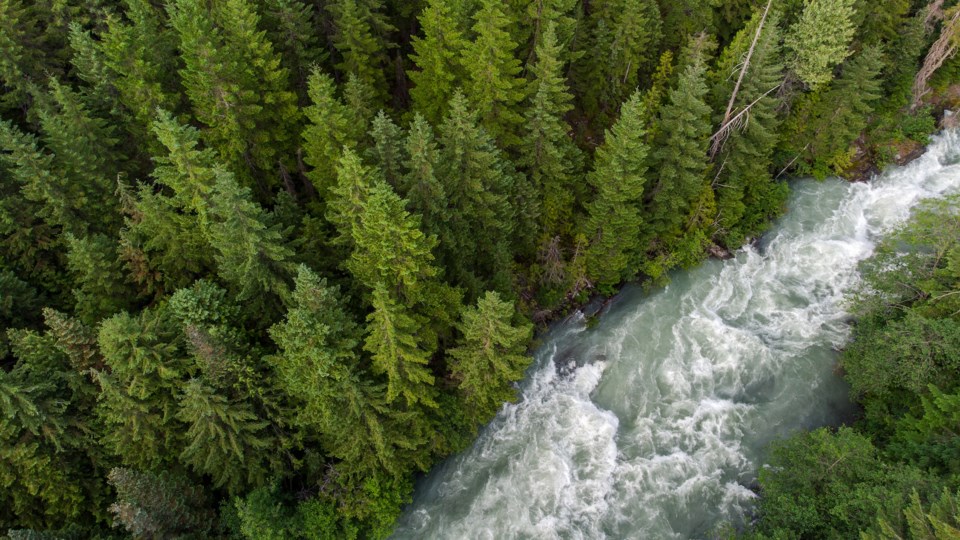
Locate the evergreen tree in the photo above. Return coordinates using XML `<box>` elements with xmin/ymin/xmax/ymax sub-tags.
<box><xmin>169</xmin><ymin>0</ymin><xmax>300</xmax><ymax>186</ymax></box>
<box><xmin>327</xmin><ymin>0</ymin><xmax>393</xmax><ymax>101</ymax></box>
<box><xmin>65</xmin><ymin>234</ymin><xmax>135</xmax><ymax>324</ymax></box>
<box><xmin>576</xmin><ymin>0</ymin><xmax>662</xmax><ymax>120</ymax></box>
<box><xmin>514</xmin><ymin>0</ymin><xmax>580</xmax><ymax>67</ymax></box>
<box><xmin>436</xmin><ymin>92</ymin><xmax>517</xmax><ymax>296</ymax></box>
<box><xmin>326</xmin><ymin>147</ymin><xmax>377</xmax><ymax>246</ymax></box>
<box><xmin>644</xmin><ymin>49</ymin><xmax>714</xmax><ymax>276</ymax></box>
<box><xmin>94</xmin><ymin>306</ymin><xmax>188</xmax><ymax>470</ymax></box>
<box><xmin>400</xmin><ymin>114</ymin><xmax>447</xmax><ymax>241</ymax></box>
<box><xmin>302</xmin><ymin>69</ymin><xmax>360</xmax><ymax>197</ymax></box>
<box><xmin>784</xmin><ymin>0</ymin><xmax>857</xmax><ymax>89</ymax></box>
<box><xmin>463</xmin><ymin>0</ymin><xmax>527</xmax><ymax>149</ymax></box>
<box><xmin>448</xmin><ymin>291</ymin><xmax>532</xmax><ymax>427</ymax></box>
<box><xmin>0</xmin><ymin>0</ymin><xmax>70</xmax><ymax>113</ymax></box>
<box><xmin>107</xmin><ymin>468</ymin><xmax>214</xmax><ymax>539</ymax></box>
<box><xmin>176</xmin><ymin>378</ymin><xmax>273</xmax><ymax>493</ymax></box>
<box><xmin>712</xmin><ymin>8</ymin><xmax>787</xmax><ymax>248</ymax></box>
<box><xmin>260</xmin><ymin>0</ymin><xmax>327</xmax><ymax>102</ymax></box>
<box><xmin>366</xmin><ymin>111</ymin><xmax>405</xmax><ymax>187</ymax></box>
<box><xmin>408</xmin><ymin>0</ymin><xmax>468</xmax><ymax>126</ymax></box>
<box><xmin>581</xmin><ymin>91</ymin><xmax>650</xmax><ymax>291</ymax></box>
<box><xmin>521</xmin><ymin>23</ymin><xmax>583</xmax><ymax>239</ymax></box>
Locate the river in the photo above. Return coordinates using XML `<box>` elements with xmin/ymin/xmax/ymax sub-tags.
<box><xmin>391</xmin><ymin>130</ymin><xmax>960</xmax><ymax>539</ymax></box>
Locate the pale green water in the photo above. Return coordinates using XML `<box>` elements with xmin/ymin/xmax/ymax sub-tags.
<box><xmin>392</xmin><ymin>131</ymin><xmax>960</xmax><ymax>540</ymax></box>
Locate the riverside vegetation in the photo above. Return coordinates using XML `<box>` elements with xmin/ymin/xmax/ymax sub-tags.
<box><xmin>0</xmin><ymin>0</ymin><xmax>958</xmax><ymax>538</ymax></box>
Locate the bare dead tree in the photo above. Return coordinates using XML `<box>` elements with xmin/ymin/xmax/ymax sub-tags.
<box><xmin>925</xmin><ymin>0</ymin><xmax>947</xmax><ymax>30</ymax></box>
<box><xmin>538</xmin><ymin>235</ymin><xmax>566</xmax><ymax>286</ymax></box>
<box><xmin>912</xmin><ymin>6</ymin><xmax>960</xmax><ymax>111</ymax></box>
<box><xmin>710</xmin><ymin>0</ymin><xmax>774</xmax><ymax>160</ymax></box>
<box><xmin>709</xmin><ymin>84</ymin><xmax>781</xmax><ymax>157</ymax></box>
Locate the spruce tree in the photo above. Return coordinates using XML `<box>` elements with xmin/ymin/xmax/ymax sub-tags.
<box><xmin>581</xmin><ymin>91</ymin><xmax>650</xmax><ymax>291</ymax></box>
<box><xmin>784</xmin><ymin>0</ymin><xmax>857</xmax><ymax>89</ymax></box>
<box><xmin>65</xmin><ymin>234</ymin><xmax>135</xmax><ymax>324</ymax></box>
<box><xmin>521</xmin><ymin>23</ymin><xmax>583</xmax><ymax>239</ymax></box>
<box><xmin>400</xmin><ymin>114</ymin><xmax>447</xmax><ymax>241</ymax></box>
<box><xmin>176</xmin><ymin>378</ymin><xmax>273</xmax><ymax>493</ymax></box>
<box><xmin>448</xmin><ymin>291</ymin><xmax>532</xmax><ymax>427</ymax></box>
<box><xmin>326</xmin><ymin>147</ymin><xmax>376</xmax><ymax>247</ymax></box>
<box><xmin>436</xmin><ymin>92</ymin><xmax>517</xmax><ymax>296</ymax></box>
<box><xmin>260</xmin><ymin>0</ymin><xmax>327</xmax><ymax>102</ymax></box>
<box><xmin>712</xmin><ymin>8</ymin><xmax>786</xmax><ymax>248</ymax></box>
<box><xmin>576</xmin><ymin>0</ymin><xmax>662</xmax><ymax>120</ymax></box>
<box><xmin>169</xmin><ymin>0</ymin><xmax>300</xmax><ymax>186</ymax></box>
<box><xmin>302</xmin><ymin>69</ymin><xmax>359</xmax><ymax>197</ymax></box>
<box><xmin>408</xmin><ymin>0</ymin><xmax>469</xmax><ymax>126</ymax></box>
<box><xmin>463</xmin><ymin>0</ymin><xmax>527</xmax><ymax>149</ymax></box>
<box><xmin>107</xmin><ymin>468</ymin><xmax>214</xmax><ymax>539</ymax></box>
<box><xmin>644</xmin><ymin>50</ymin><xmax>714</xmax><ymax>273</ymax></box>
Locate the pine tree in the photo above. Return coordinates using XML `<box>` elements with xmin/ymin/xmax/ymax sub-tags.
<box><xmin>784</xmin><ymin>0</ymin><xmax>857</xmax><ymax>89</ymax></box>
<box><xmin>448</xmin><ymin>291</ymin><xmax>532</xmax><ymax>426</ymax></box>
<box><xmin>576</xmin><ymin>0</ymin><xmax>662</xmax><ymax>120</ymax></box>
<box><xmin>42</xmin><ymin>308</ymin><xmax>102</xmax><ymax>371</ymax></box>
<box><xmin>463</xmin><ymin>0</ymin><xmax>527</xmax><ymax>149</ymax></box>
<box><xmin>408</xmin><ymin>0</ymin><xmax>469</xmax><ymax>126</ymax></box>
<box><xmin>644</xmin><ymin>50</ymin><xmax>714</xmax><ymax>271</ymax></box>
<box><xmin>436</xmin><ymin>92</ymin><xmax>517</xmax><ymax>296</ymax></box>
<box><xmin>260</xmin><ymin>0</ymin><xmax>327</xmax><ymax>102</ymax></box>
<box><xmin>302</xmin><ymin>69</ymin><xmax>360</xmax><ymax>197</ymax></box>
<box><xmin>108</xmin><ymin>468</ymin><xmax>214</xmax><ymax>539</ymax></box>
<box><xmin>326</xmin><ymin>147</ymin><xmax>377</xmax><ymax>246</ymax></box>
<box><xmin>0</xmin><ymin>0</ymin><xmax>70</xmax><ymax>113</ymax></box>
<box><xmin>169</xmin><ymin>0</ymin><xmax>300</xmax><ymax>186</ymax></box>
<box><xmin>176</xmin><ymin>378</ymin><xmax>273</xmax><ymax>493</ymax></box>
<box><xmin>515</xmin><ymin>0</ymin><xmax>580</xmax><ymax>67</ymax></box>
<box><xmin>400</xmin><ymin>114</ymin><xmax>447</xmax><ymax>241</ymax></box>
<box><xmin>581</xmin><ymin>91</ymin><xmax>650</xmax><ymax>291</ymax></box>
<box><xmin>366</xmin><ymin>111</ymin><xmax>404</xmax><ymax>187</ymax></box>
<box><xmin>712</xmin><ymin>8</ymin><xmax>787</xmax><ymax>248</ymax></box>
<box><xmin>94</xmin><ymin>308</ymin><xmax>188</xmax><ymax>470</ymax></box>
<box><xmin>521</xmin><ymin>23</ymin><xmax>583</xmax><ymax>239</ymax></box>
<box><xmin>327</xmin><ymin>0</ymin><xmax>393</xmax><ymax>102</ymax></box>
<box><xmin>364</xmin><ymin>284</ymin><xmax>437</xmax><ymax>407</ymax></box>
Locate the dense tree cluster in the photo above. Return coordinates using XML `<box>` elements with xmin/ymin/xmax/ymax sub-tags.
<box><xmin>0</xmin><ymin>0</ymin><xmax>956</xmax><ymax>537</ymax></box>
<box><xmin>743</xmin><ymin>194</ymin><xmax>960</xmax><ymax>539</ymax></box>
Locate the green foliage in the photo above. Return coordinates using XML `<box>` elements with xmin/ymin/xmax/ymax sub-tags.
<box><xmin>107</xmin><ymin>467</ymin><xmax>214</xmax><ymax>539</ymax></box>
<box><xmin>302</xmin><ymin>69</ymin><xmax>360</xmax><ymax>197</ymax></box>
<box><xmin>408</xmin><ymin>0</ymin><xmax>468</xmax><ymax>126</ymax></box>
<box><xmin>784</xmin><ymin>0</ymin><xmax>858</xmax><ymax>89</ymax></box>
<box><xmin>327</xmin><ymin>0</ymin><xmax>394</xmax><ymax>102</ymax></box>
<box><xmin>448</xmin><ymin>291</ymin><xmax>532</xmax><ymax>426</ymax></box>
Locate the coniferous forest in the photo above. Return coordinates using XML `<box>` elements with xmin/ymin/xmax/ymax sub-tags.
<box><xmin>2</xmin><ymin>0</ymin><xmax>960</xmax><ymax>537</ymax></box>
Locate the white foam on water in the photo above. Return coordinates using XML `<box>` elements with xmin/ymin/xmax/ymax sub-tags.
<box><xmin>392</xmin><ymin>131</ymin><xmax>960</xmax><ymax>539</ymax></box>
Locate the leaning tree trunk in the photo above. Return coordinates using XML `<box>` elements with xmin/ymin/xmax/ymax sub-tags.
<box><xmin>912</xmin><ymin>6</ymin><xmax>960</xmax><ymax>111</ymax></box>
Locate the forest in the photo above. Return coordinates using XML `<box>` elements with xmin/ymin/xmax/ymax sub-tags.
<box><xmin>0</xmin><ymin>0</ymin><xmax>958</xmax><ymax>537</ymax></box>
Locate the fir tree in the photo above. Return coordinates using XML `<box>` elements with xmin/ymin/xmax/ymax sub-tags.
<box><xmin>577</xmin><ymin>0</ymin><xmax>662</xmax><ymax>120</ymax></box>
<box><xmin>169</xmin><ymin>0</ymin><xmax>300</xmax><ymax>186</ymax></box>
<box><xmin>521</xmin><ymin>23</ymin><xmax>583</xmax><ymax>239</ymax></box>
<box><xmin>448</xmin><ymin>291</ymin><xmax>532</xmax><ymax>427</ymax></box>
<box><xmin>176</xmin><ymin>378</ymin><xmax>273</xmax><ymax>493</ymax></box>
<box><xmin>327</xmin><ymin>0</ymin><xmax>393</xmax><ymax>102</ymax></box>
<box><xmin>581</xmin><ymin>91</ymin><xmax>650</xmax><ymax>291</ymax></box>
<box><xmin>65</xmin><ymin>234</ymin><xmax>135</xmax><ymax>324</ymax></box>
<box><xmin>260</xmin><ymin>0</ymin><xmax>327</xmax><ymax>102</ymax></box>
<box><xmin>408</xmin><ymin>0</ymin><xmax>469</xmax><ymax>126</ymax></box>
<box><xmin>436</xmin><ymin>92</ymin><xmax>517</xmax><ymax>296</ymax></box>
<box><xmin>400</xmin><ymin>114</ymin><xmax>447</xmax><ymax>241</ymax></box>
<box><xmin>644</xmin><ymin>49</ymin><xmax>714</xmax><ymax>273</ymax></box>
<box><xmin>302</xmin><ymin>69</ymin><xmax>359</xmax><ymax>197</ymax></box>
<box><xmin>326</xmin><ymin>147</ymin><xmax>376</xmax><ymax>246</ymax></box>
<box><xmin>463</xmin><ymin>0</ymin><xmax>527</xmax><ymax>149</ymax></box>
<box><xmin>784</xmin><ymin>0</ymin><xmax>857</xmax><ymax>89</ymax></box>
<box><xmin>107</xmin><ymin>468</ymin><xmax>214</xmax><ymax>539</ymax></box>
<box><xmin>366</xmin><ymin>111</ymin><xmax>405</xmax><ymax>187</ymax></box>
<box><xmin>712</xmin><ymin>8</ymin><xmax>786</xmax><ymax>247</ymax></box>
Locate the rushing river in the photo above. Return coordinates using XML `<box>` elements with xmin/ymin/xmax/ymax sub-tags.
<box><xmin>392</xmin><ymin>131</ymin><xmax>960</xmax><ymax>539</ymax></box>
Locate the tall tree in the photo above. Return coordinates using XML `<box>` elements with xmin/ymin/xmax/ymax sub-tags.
<box><xmin>644</xmin><ymin>46</ymin><xmax>714</xmax><ymax>278</ymax></box>
<box><xmin>581</xmin><ymin>91</ymin><xmax>650</xmax><ymax>291</ymax></box>
<box><xmin>521</xmin><ymin>23</ymin><xmax>583</xmax><ymax>240</ymax></box>
<box><xmin>399</xmin><ymin>114</ymin><xmax>447</xmax><ymax>242</ymax></box>
<box><xmin>463</xmin><ymin>0</ymin><xmax>527</xmax><ymax>149</ymax></box>
<box><xmin>448</xmin><ymin>291</ymin><xmax>532</xmax><ymax>427</ymax></box>
<box><xmin>407</xmin><ymin>0</ymin><xmax>468</xmax><ymax>126</ymax></box>
<box><xmin>711</xmin><ymin>8</ymin><xmax>787</xmax><ymax>248</ymax></box>
<box><xmin>784</xmin><ymin>0</ymin><xmax>858</xmax><ymax>89</ymax></box>
<box><xmin>327</xmin><ymin>0</ymin><xmax>394</xmax><ymax>102</ymax></box>
<box><xmin>260</xmin><ymin>0</ymin><xmax>327</xmax><ymax>103</ymax></box>
<box><xmin>169</xmin><ymin>0</ymin><xmax>300</xmax><ymax>187</ymax></box>
<box><xmin>302</xmin><ymin>70</ymin><xmax>361</xmax><ymax>198</ymax></box>
<box><xmin>576</xmin><ymin>0</ymin><xmax>662</xmax><ymax>121</ymax></box>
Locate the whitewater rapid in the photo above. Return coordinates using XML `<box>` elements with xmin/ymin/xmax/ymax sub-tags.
<box><xmin>392</xmin><ymin>131</ymin><xmax>960</xmax><ymax>539</ymax></box>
